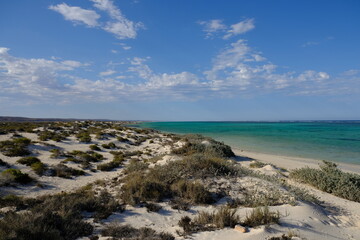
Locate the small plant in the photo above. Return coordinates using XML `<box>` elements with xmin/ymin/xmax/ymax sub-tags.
<box><xmin>76</xmin><ymin>132</ymin><xmax>92</xmax><ymax>143</ymax></box>
<box><xmin>145</xmin><ymin>202</ymin><xmax>162</xmax><ymax>212</ymax></box>
<box><xmin>290</xmin><ymin>160</ymin><xmax>360</xmax><ymax>202</ymax></box>
<box><xmin>249</xmin><ymin>161</ymin><xmax>266</xmax><ymax>168</ymax></box>
<box><xmin>243</xmin><ymin>206</ymin><xmax>280</xmax><ymax>227</ymax></box>
<box><xmin>171</xmin><ymin>180</ymin><xmax>213</xmax><ymax>204</ymax></box>
<box><xmin>89</xmin><ymin>144</ymin><xmax>101</xmax><ymax>151</ymax></box>
<box><xmin>17</xmin><ymin>156</ymin><xmax>41</xmax><ymax>166</ymax></box>
<box><xmin>101</xmin><ymin>142</ymin><xmax>117</xmax><ymax>149</ymax></box>
<box><xmin>1</xmin><ymin>168</ymin><xmax>33</xmax><ymax>185</ymax></box>
<box><xmin>101</xmin><ymin>223</ymin><xmax>174</xmax><ymax>240</ymax></box>
<box><xmin>51</xmin><ymin>164</ymin><xmax>85</xmax><ymax>178</ymax></box>
<box><xmin>170</xmin><ymin>198</ymin><xmax>190</xmax><ymax>211</ymax></box>
<box><xmin>31</xmin><ymin>162</ymin><xmax>47</xmax><ymax>175</ymax></box>
<box><xmin>0</xmin><ymin>138</ymin><xmax>31</xmax><ymax>157</ymax></box>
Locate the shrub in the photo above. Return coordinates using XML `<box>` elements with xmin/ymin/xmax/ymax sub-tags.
<box><xmin>38</xmin><ymin>131</ymin><xmax>66</xmax><ymax>142</ymax></box>
<box><xmin>101</xmin><ymin>223</ymin><xmax>174</xmax><ymax>240</ymax></box>
<box><xmin>97</xmin><ymin>161</ymin><xmax>120</xmax><ymax>171</ymax></box>
<box><xmin>31</xmin><ymin>162</ymin><xmax>47</xmax><ymax>175</ymax></box>
<box><xmin>0</xmin><ymin>138</ymin><xmax>31</xmax><ymax>157</ymax></box>
<box><xmin>0</xmin><ymin>210</ymin><xmax>93</xmax><ymax>240</ymax></box>
<box><xmin>50</xmin><ymin>149</ymin><xmax>66</xmax><ymax>158</ymax></box>
<box><xmin>170</xmin><ymin>180</ymin><xmax>213</xmax><ymax>204</ymax></box>
<box><xmin>124</xmin><ymin>159</ymin><xmax>149</xmax><ymax>174</ymax></box>
<box><xmin>0</xmin><ymin>159</ymin><xmax>9</xmax><ymax>167</ymax></box>
<box><xmin>249</xmin><ymin>161</ymin><xmax>266</xmax><ymax>168</ymax></box>
<box><xmin>89</xmin><ymin>144</ymin><xmax>101</xmax><ymax>151</ymax></box>
<box><xmin>1</xmin><ymin>169</ymin><xmax>33</xmax><ymax>185</ymax></box>
<box><xmin>169</xmin><ymin>198</ymin><xmax>190</xmax><ymax>211</ymax></box>
<box><xmin>290</xmin><ymin>160</ymin><xmax>360</xmax><ymax>202</ymax></box>
<box><xmin>76</xmin><ymin>132</ymin><xmax>91</xmax><ymax>143</ymax></box>
<box><xmin>101</xmin><ymin>142</ymin><xmax>117</xmax><ymax>149</ymax></box>
<box><xmin>121</xmin><ymin>173</ymin><xmax>168</xmax><ymax>205</ymax></box>
<box><xmin>242</xmin><ymin>206</ymin><xmax>280</xmax><ymax>227</ymax></box>
<box><xmin>51</xmin><ymin>164</ymin><xmax>85</xmax><ymax>178</ymax></box>
<box><xmin>145</xmin><ymin>202</ymin><xmax>162</xmax><ymax>212</ymax></box>
<box><xmin>172</xmin><ymin>135</ymin><xmax>235</xmax><ymax>158</ymax></box>
<box><xmin>17</xmin><ymin>156</ymin><xmax>40</xmax><ymax>166</ymax></box>
<box><xmin>178</xmin><ymin>206</ymin><xmax>240</xmax><ymax>235</ymax></box>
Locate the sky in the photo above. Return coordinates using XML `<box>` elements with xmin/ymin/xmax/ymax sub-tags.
<box><xmin>0</xmin><ymin>0</ymin><xmax>359</xmax><ymax>121</ymax></box>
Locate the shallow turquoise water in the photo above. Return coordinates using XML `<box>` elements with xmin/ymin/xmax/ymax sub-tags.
<box><xmin>136</xmin><ymin>121</ymin><xmax>360</xmax><ymax>165</ymax></box>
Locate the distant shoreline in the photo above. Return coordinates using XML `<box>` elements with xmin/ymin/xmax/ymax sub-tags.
<box><xmin>232</xmin><ymin>147</ymin><xmax>360</xmax><ymax>174</ymax></box>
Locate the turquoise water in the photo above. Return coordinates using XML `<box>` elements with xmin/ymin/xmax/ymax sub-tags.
<box><xmin>136</xmin><ymin>121</ymin><xmax>360</xmax><ymax>165</ymax></box>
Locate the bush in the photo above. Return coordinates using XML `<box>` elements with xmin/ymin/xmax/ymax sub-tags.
<box><xmin>1</xmin><ymin>169</ymin><xmax>33</xmax><ymax>185</ymax></box>
<box><xmin>17</xmin><ymin>156</ymin><xmax>41</xmax><ymax>166</ymax></box>
<box><xmin>101</xmin><ymin>142</ymin><xmax>117</xmax><ymax>149</ymax></box>
<box><xmin>97</xmin><ymin>161</ymin><xmax>120</xmax><ymax>171</ymax></box>
<box><xmin>76</xmin><ymin>132</ymin><xmax>91</xmax><ymax>143</ymax></box>
<box><xmin>101</xmin><ymin>223</ymin><xmax>174</xmax><ymax>240</ymax></box>
<box><xmin>124</xmin><ymin>159</ymin><xmax>148</xmax><ymax>174</ymax></box>
<box><xmin>171</xmin><ymin>180</ymin><xmax>213</xmax><ymax>204</ymax></box>
<box><xmin>0</xmin><ymin>210</ymin><xmax>93</xmax><ymax>240</ymax></box>
<box><xmin>145</xmin><ymin>202</ymin><xmax>162</xmax><ymax>212</ymax></box>
<box><xmin>243</xmin><ymin>206</ymin><xmax>280</xmax><ymax>227</ymax></box>
<box><xmin>51</xmin><ymin>164</ymin><xmax>85</xmax><ymax>178</ymax></box>
<box><xmin>31</xmin><ymin>162</ymin><xmax>46</xmax><ymax>176</ymax></box>
<box><xmin>0</xmin><ymin>138</ymin><xmax>31</xmax><ymax>157</ymax></box>
<box><xmin>89</xmin><ymin>144</ymin><xmax>101</xmax><ymax>151</ymax></box>
<box><xmin>290</xmin><ymin>161</ymin><xmax>360</xmax><ymax>202</ymax></box>
<box><xmin>0</xmin><ymin>159</ymin><xmax>9</xmax><ymax>167</ymax></box>
<box><xmin>172</xmin><ymin>135</ymin><xmax>235</xmax><ymax>158</ymax></box>
<box><xmin>38</xmin><ymin>131</ymin><xmax>66</xmax><ymax>142</ymax></box>
<box><xmin>178</xmin><ymin>206</ymin><xmax>240</xmax><ymax>235</ymax></box>
<box><xmin>249</xmin><ymin>161</ymin><xmax>266</xmax><ymax>168</ymax></box>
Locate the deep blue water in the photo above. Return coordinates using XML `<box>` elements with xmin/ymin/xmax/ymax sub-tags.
<box><xmin>136</xmin><ymin>121</ymin><xmax>360</xmax><ymax>165</ymax></box>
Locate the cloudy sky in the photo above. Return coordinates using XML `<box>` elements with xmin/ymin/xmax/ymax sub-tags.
<box><xmin>0</xmin><ymin>0</ymin><xmax>359</xmax><ymax>120</ymax></box>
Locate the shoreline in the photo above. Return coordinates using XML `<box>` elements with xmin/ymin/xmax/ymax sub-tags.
<box><xmin>232</xmin><ymin>146</ymin><xmax>360</xmax><ymax>175</ymax></box>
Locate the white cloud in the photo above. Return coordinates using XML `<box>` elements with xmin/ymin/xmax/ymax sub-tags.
<box><xmin>198</xmin><ymin>19</ymin><xmax>226</xmax><ymax>38</ymax></box>
<box><xmin>50</xmin><ymin>0</ymin><xmax>142</xmax><ymax>40</ymax></box>
<box><xmin>199</xmin><ymin>18</ymin><xmax>255</xmax><ymax>39</ymax></box>
<box><xmin>224</xmin><ymin>19</ymin><xmax>255</xmax><ymax>39</ymax></box>
<box><xmin>49</xmin><ymin>3</ymin><xmax>100</xmax><ymax>27</ymax></box>
<box><xmin>99</xmin><ymin>70</ymin><xmax>116</xmax><ymax>76</ymax></box>
<box><xmin>91</xmin><ymin>0</ymin><xmax>142</xmax><ymax>39</ymax></box>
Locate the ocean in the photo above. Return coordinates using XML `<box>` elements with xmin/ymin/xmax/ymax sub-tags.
<box><xmin>136</xmin><ymin>121</ymin><xmax>360</xmax><ymax>165</ymax></box>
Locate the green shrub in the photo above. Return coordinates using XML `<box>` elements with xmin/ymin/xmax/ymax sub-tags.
<box><xmin>171</xmin><ymin>180</ymin><xmax>213</xmax><ymax>204</ymax></box>
<box><xmin>89</xmin><ymin>144</ymin><xmax>101</xmax><ymax>151</ymax></box>
<box><xmin>51</xmin><ymin>164</ymin><xmax>85</xmax><ymax>178</ymax></box>
<box><xmin>101</xmin><ymin>223</ymin><xmax>174</xmax><ymax>240</ymax></box>
<box><xmin>0</xmin><ymin>210</ymin><xmax>93</xmax><ymax>240</ymax></box>
<box><xmin>76</xmin><ymin>132</ymin><xmax>91</xmax><ymax>143</ymax></box>
<box><xmin>243</xmin><ymin>206</ymin><xmax>280</xmax><ymax>227</ymax></box>
<box><xmin>249</xmin><ymin>161</ymin><xmax>266</xmax><ymax>168</ymax></box>
<box><xmin>97</xmin><ymin>161</ymin><xmax>120</xmax><ymax>171</ymax></box>
<box><xmin>0</xmin><ymin>159</ymin><xmax>9</xmax><ymax>167</ymax></box>
<box><xmin>0</xmin><ymin>138</ymin><xmax>31</xmax><ymax>157</ymax></box>
<box><xmin>17</xmin><ymin>156</ymin><xmax>41</xmax><ymax>166</ymax></box>
<box><xmin>38</xmin><ymin>131</ymin><xmax>66</xmax><ymax>142</ymax></box>
<box><xmin>178</xmin><ymin>206</ymin><xmax>240</xmax><ymax>235</ymax></box>
<box><xmin>290</xmin><ymin>161</ymin><xmax>360</xmax><ymax>202</ymax></box>
<box><xmin>31</xmin><ymin>162</ymin><xmax>46</xmax><ymax>176</ymax></box>
<box><xmin>172</xmin><ymin>135</ymin><xmax>235</xmax><ymax>158</ymax></box>
<box><xmin>101</xmin><ymin>142</ymin><xmax>117</xmax><ymax>149</ymax></box>
<box><xmin>1</xmin><ymin>169</ymin><xmax>33</xmax><ymax>184</ymax></box>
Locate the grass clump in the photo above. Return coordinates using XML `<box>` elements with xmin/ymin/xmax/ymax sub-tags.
<box><xmin>171</xmin><ymin>180</ymin><xmax>213</xmax><ymax>204</ymax></box>
<box><xmin>178</xmin><ymin>206</ymin><xmax>240</xmax><ymax>235</ymax></box>
<box><xmin>0</xmin><ymin>138</ymin><xmax>31</xmax><ymax>157</ymax></box>
<box><xmin>249</xmin><ymin>161</ymin><xmax>266</xmax><ymax>168</ymax></box>
<box><xmin>31</xmin><ymin>162</ymin><xmax>47</xmax><ymax>175</ymax></box>
<box><xmin>76</xmin><ymin>132</ymin><xmax>91</xmax><ymax>143</ymax></box>
<box><xmin>0</xmin><ymin>168</ymin><xmax>33</xmax><ymax>185</ymax></box>
<box><xmin>89</xmin><ymin>144</ymin><xmax>101</xmax><ymax>151</ymax></box>
<box><xmin>243</xmin><ymin>206</ymin><xmax>280</xmax><ymax>227</ymax></box>
<box><xmin>51</xmin><ymin>164</ymin><xmax>85</xmax><ymax>178</ymax></box>
<box><xmin>101</xmin><ymin>142</ymin><xmax>117</xmax><ymax>149</ymax></box>
<box><xmin>172</xmin><ymin>135</ymin><xmax>235</xmax><ymax>158</ymax></box>
<box><xmin>101</xmin><ymin>223</ymin><xmax>174</xmax><ymax>240</ymax></box>
<box><xmin>17</xmin><ymin>156</ymin><xmax>40</xmax><ymax>166</ymax></box>
<box><xmin>290</xmin><ymin>160</ymin><xmax>360</xmax><ymax>202</ymax></box>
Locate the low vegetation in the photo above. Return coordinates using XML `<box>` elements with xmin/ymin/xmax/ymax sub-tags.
<box><xmin>243</xmin><ymin>206</ymin><xmax>281</xmax><ymax>227</ymax></box>
<box><xmin>101</xmin><ymin>223</ymin><xmax>174</xmax><ymax>240</ymax></box>
<box><xmin>0</xmin><ymin>168</ymin><xmax>33</xmax><ymax>185</ymax></box>
<box><xmin>0</xmin><ymin>137</ymin><xmax>31</xmax><ymax>157</ymax></box>
<box><xmin>290</xmin><ymin>160</ymin><xmax>360</xmax><ymax>202</ymax></box>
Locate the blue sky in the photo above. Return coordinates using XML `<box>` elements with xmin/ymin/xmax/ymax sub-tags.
<box><xmin>0</xmin><ymin>0</ymin><xmax>359</xmax><ymax>121</ymax></box>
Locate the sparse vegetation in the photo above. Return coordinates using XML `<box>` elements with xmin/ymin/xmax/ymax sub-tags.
<box><xmin>51</xmin><ymin>164</ymin><xmax>85</xmax><ymax>178</ymax></box>
<box><xmin>0</xmin><ymin>168</ymin><xmax>33</xmax><ymax>185</ymax></box>
<box><xmin>249</xmin><ymin>161</ymin><xmax>266</xmax><ymax>168</ymax></box>
<box><xmin>243</xmin><ymin>206</ymin><xmax>280</xmax><ymax>227</ymax></box>
<box><xmin>0</xmin><ymin>137</ymin><xmax>31</xmax><ymax>156</ymax></box>
<box><xmin>89</xmin><ymin>144</ymin><xmax>101</xmax><ymax>151</ymax></box>
<box><xmin>102</xmin><ymin>224</ymin><xmax>175</xmax><ymax>240</ymax></box>
<box><xmin>17</xmin><ymin>156</ymin><xmax>41</xmax><ymax>166</ymax></box>
<box><xmin>290</xmin><ymin>160</ymin><xmax>360</xmax><ymax>202</ymax></box>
